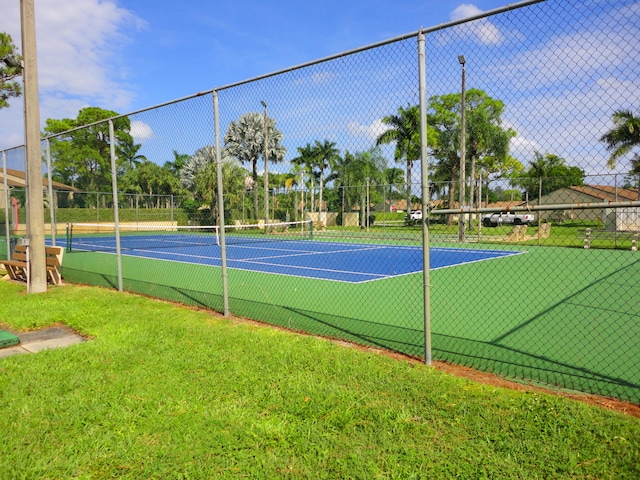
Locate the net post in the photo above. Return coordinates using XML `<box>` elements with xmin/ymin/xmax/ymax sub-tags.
<box><xmin>65</xmin><ymin>223</ymin><xmax>71</xmax><ymax>253</ymax></box>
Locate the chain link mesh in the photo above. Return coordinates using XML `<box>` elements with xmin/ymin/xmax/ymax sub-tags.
<box><xmin>1</xmin><ymin>0</ymin><xmax>638</xmax><ymax>402</ymax></box>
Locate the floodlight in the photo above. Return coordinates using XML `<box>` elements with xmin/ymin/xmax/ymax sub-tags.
<box><xmin>458</xmin><ymin>55</ymin><xmax>466</xmax><ymax>65</ymax></box>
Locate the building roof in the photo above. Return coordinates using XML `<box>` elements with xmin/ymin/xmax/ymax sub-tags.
<box><xmin>567</xmin><ymin>185</ymin><xmax>639</xmax><ymax>202</ymax></box>
<box><xmin>0</xmin><ymin>168</ymin><xmax>78</xmax><ymax>191</ymax></box>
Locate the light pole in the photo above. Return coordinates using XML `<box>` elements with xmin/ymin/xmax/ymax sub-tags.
<box><xmin>261</xmin><ymin>100</ymin><xmax>269</xmax><ymax>228</ymax></box>
<box><xmin>458</xmin><ymin>55</ymin><xmax>466</xmax><ymax>243</ymax></box>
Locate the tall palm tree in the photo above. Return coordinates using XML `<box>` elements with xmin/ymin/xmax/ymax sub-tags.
<box><xmin>224</xmin><ymin>112</ymin><xmax>286</xmax><ymax>220</ymax></box>
<box><xmin>117</xmin><ymin>141</ymin><xmax>147</xmax><ymax>173</ymax></box>
<box><xmin>312</xmin><ymin>140</ymin><xmax>341</xmax><ymax>212</ymax></box>
<box><xmin>376</xmin><ymin>105</ymin><xmax>421</xmax><ymax>214</ymax></box>
<box><xmin>600</xmin><ymin>110</ymin><xmax>640</xmax><ymax>169</ymax></box>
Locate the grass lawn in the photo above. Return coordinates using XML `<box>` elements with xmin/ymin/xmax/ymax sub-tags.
<box><xmin>0</xmin><ymin>281</ymin><xmax>638</xmax><ymax>478</ymax></box>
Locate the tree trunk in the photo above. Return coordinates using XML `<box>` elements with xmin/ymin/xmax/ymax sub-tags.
<box><xmin>406</xmin><ymin>160</ymin><xmax>412</xmax><ymax>217</ymax></box>
<box><xmin>252</xmin><ymin>160</ymin><xmax>259</xmax><ymax>221</ymax></box>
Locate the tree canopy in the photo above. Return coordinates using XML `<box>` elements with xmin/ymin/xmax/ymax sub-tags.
<box><xmin>510</xmin><ymin>152</ymin><xmax>586</xmax><ymax>200</ymax></box>
<box><xmin>44</xmin><ymin>107</ymin><xmax>136</xmax><ymax>195</ymax></box>
<box><xmin>224</xmin><ymin>112</ymin><xmax>286</xmax><ymax>220</ymax></box>
<box><xmin>600</xmin><ymin>110</ymin><xmax>640</xmax><ymax>170</ymax></box>
<box><xmin>0</xmin><ymin>32</ymin><xmax>22</xmax><ymax>109</ymax></box>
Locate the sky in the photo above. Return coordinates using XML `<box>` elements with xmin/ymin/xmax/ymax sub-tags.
<box><xmin>0</xmin><ymin>0</ymin><xmax>639</xmax><ymax>181</ymax></box>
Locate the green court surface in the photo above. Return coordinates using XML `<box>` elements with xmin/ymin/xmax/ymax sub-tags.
<box><xmin>60</xmin><ymin>242</ymin><xmax>639</xmax><ymax>403</ymax></box>
<box><xmin>0</xmin><ymin>329</ymin><xmax>20</xmax><ymax>349</ymax></box>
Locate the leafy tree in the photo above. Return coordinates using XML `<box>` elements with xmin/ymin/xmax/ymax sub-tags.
<box><xmin>332</xmin><ymin>147</ymin><xmax>387</xmax><ymax>225</ymax></box>
<box><xmin>600</xmin><ymin>110</ymin><xmax>640</xmax><ymax>169</ymax></box>
<box><xmin>223</xmin><ymin>112</ymin><xmax>286</xmax><ymax>220</ymax></box>
<box><xmin>0</xmin><ymin>32</ymin><xmax>22</xmax><ymax>109</ymax></box>
<box><xmin>510</xmin><ymin>152</ymin><xmax>585</xmax><ymax>200</ymax></box>
<box><xmin>44</xmin><ymin>107</ymin><xmax>135</xmax><ymax>195</ymax></box>
<box><xmin>428</xmin><ymin>89</ymin><xmax>516</xmax><ymax>223</ymax></box>
<box><xmin>376</xmin><ymin>105</ymin><xmax>421</xmax><ymax>213</ymax></box>
<box><xmin>180</xmin><ymin>146</ymin><xmax>247</xmax><ymax>224</ymax></box>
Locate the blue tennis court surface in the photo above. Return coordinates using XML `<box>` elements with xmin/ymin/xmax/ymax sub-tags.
<box><xmin>69</xmin><ymin>234</ymin><xmax>523</xmax><ymax>283</ymax></box>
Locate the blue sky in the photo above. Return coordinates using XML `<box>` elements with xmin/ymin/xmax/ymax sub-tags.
<box><xmin>1</xmin><ymin>0</ymin><xmax>639</xmax><ymax>180</ymax></box>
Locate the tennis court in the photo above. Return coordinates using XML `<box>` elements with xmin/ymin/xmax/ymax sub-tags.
<box><xmin>66</xmin><ymin>226</ymin><xmax>523</xmax><ymax>283</ymax></box>
<box><xmin>58</xmin><ymin>231</ymin><xmax>639</xmax><ymax>403</ymax></box>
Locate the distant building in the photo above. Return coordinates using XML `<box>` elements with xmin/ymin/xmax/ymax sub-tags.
<box><xmin>537</xmin><ymin>185</ymin><xmax>640</xmax><ymax>230</ymax></box>
<box><xmin>0</xmin><ymin>168</ymin><xmax>77</xmax><ymax>209</ymax></box>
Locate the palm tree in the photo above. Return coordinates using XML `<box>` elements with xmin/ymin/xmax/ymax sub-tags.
<box><xmin>600</xmin><ymin>110</ymin><xmax>640</xmax><ymax>169</ymax></box>
<box><xmin>224</xmin><ymin>112</ymin><xmax>286</xmax><ymax>220</ymax></box>
<box><xmin>312</xmin><ymin>140</ymin><xmax>340</xmax><ymax>212</ymax></box>
<box><xmin>180</xmin><ymin>146</ymin><xmax>247</xmax><ymax>224</ymax></box>
<box><xmin>117</xmin><ymin>141</ymin><xmax>147</xmax><ymax>174</ymax></box>
<box><xmin>164</xmin><ymin>150</ymin><xmax>190</xmax><ymax>176</ymax></box>
<box><xmin>376</xmin><ymin>105</ymin><xmax>421</xmax><ymax>214</ymax></box>
<box><xmin>291</xmin><ymin>143</ymin><xmax>318</xmax><ymax>212</ymax></box>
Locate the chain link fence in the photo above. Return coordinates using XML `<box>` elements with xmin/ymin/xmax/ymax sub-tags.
<box><xmin>1</xmin><ymin>0</ymin><xmax>639</xmax><ymax>403</ymax></box>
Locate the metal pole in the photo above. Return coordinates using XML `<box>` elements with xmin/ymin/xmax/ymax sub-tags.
<box><xmin>21</xmin><ymin>0</ymin><xmax>47</xmax><ymax>292</ymax></box>
<box><xmin>261</xmin><ymin>100</ymin><xmax>269</xmax><ymax>226</ymax></box>
<box><xmin>418</xmin><ymin>31</ymin><xmax>432</xmax><ymax>365</ymax></box>
<box><xmin>458</xmin><ymin>55</ymin><xmax>466</xmax><ymax>243</ymax></box>
<box><xmin>2</xmin><ymin>151</ymin><xmax>10</xmax><ymax>259</ymax></box>
<box><xmin>108</xmin><ymin>120</ymin><xmax>123</xmax><ymax>292</ymax></box>
<box><xmin>45</xmin><ymin>139</ymin><xmax>56</xmax><ymax>246</ymax></box>
<box><xmin>214</xmin><ymin>91</ymin><xmax>230</xmax><ymax>317</ymax></box>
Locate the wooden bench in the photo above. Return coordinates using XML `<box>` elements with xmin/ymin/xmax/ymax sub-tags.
<box><xmin>1</xmin><ymin>244</ymin><xmax>64</xmax><ymax>285</ymax></box>
<box><xmin>580</xmin><ymin>228</ymin><xmax>638</xmax><ymax>251</ymax></box>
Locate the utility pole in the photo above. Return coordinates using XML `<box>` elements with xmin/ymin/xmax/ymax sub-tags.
<box><xmin>21</xmin><ymin>0</ymin><xmax>47</xmax><ymax>293</ymax></box>
<box><xmin>457</xmin><ymin>55</ymin><xmax>466</xmax><ymax>243</ymax></box>
<box><xmin>261</xmin><ymin>100</ymin><xmax>269</xmax><ymax>228</ymax></box>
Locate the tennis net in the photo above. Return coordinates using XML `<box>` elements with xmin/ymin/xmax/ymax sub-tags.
<box><xmin>66</xmin><ymin>220</ymin><xmax>313</xmax><ymax>253</ymax></box>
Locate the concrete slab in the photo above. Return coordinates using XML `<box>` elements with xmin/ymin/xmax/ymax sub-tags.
<box><xmin>21</xmin><ymin>335</ymin><xmax>85</xmax><ymax>353</ymax></box>
<box><xmin>0</xmin><ymin>325</ymin><xmax>86</xmax><ymax>358</ymax></box>
<box><xmin>0</xmin><ymin>345</ymin><xmax>28</xmax><ymax>358</ymax></box>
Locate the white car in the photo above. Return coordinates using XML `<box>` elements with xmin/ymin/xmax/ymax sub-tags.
<box><xmin>404</xmin><ymin>210</ymin><xmax>423</xmax><ymax>225</ymax></box>
<box><xmin>482</xmin><ymin>211</ymin><xmax>535</xmax><ymax>227</ymax></box>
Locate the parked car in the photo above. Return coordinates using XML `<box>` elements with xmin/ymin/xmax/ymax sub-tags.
<box><xmin>482</xmin><ymin>211</ymin><xmax>535</xmax><ymax>227</ymax></box>
<box><xmin>404</xmin><ymin>210</ymin><xmax>423</xmax><ymax>225</ymax></box>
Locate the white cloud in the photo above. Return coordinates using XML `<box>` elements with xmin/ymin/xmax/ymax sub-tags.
<box><xmin>292</xmin><ymin>70</ymin><xmax>336</xmax><ymax>87</ymax></box>
<box><xmin>347</xmin><ymin>119</ymin><xmax>388</xmax><ymax>141</ymax></box>
<box><xmin>0</xmin><ymin>0</ymin><xmax>144</xmax><ymax>150</ymax></box>
<box><xmin>449</xmin><ymin>4</ymin><xmax>503</xmax><ymax>45</ymax></box>
<box><xmin>130</xmin><ymin>120</ymin><xmax>154</xmax><ymax>142</ymax></box>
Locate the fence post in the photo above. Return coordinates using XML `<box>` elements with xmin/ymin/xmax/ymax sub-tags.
<box><xmin>213</xmin><ymin>90</ymin><xmax>230</xmax><ymax>317</ymax></box>
<box><xmin>108</xmin><ymin>120</ymin><xmax>123</xmax><ymax>292</ymax></box>
<box><xmin>418</xmin><ymin>30</ymin><xmax>432</xmax><ymax>365</ymax></box>
<box><xmin>2</xmin><ymin>151</ymin><xmax>10</xmax><ymax>260</ymax></box>
<box><xmin>45</xmin><ymin>140</ymin><xmax>56</xmax><ymax>246</ymax></box>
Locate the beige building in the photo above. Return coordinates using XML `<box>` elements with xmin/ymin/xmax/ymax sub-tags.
<box><xmin>537</xmin><ymin>185</ymin><xmax>640</xmax><ymax>230</ymax></box>
<box><xmin>0</xmin><ymin>168</ymin><xmax>77</xmax><ymax>209</ymax></box>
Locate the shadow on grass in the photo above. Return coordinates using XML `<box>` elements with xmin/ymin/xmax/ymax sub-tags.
<box><xmin>60</xmin><ymin>267</ymin><xmax>639</xmax><ymax>403</ymax></box>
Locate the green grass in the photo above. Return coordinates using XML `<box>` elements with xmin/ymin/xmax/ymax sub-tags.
<box><xmin>59</xmin><ymin>238</ymin><xmax>640</xmax><ymax>403</ymax></box>
<box><xmin>0</xmin><ymin>281</ymin><xmax>638</xmax><ymax>479</ymax></box>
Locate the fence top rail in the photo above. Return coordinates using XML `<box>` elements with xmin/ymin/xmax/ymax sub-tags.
<box><xmin>215</xmin><ymin>0</ymin><xmax>545</xmax><ymax>92</ymax></box>
<box><xmin>432</xmin><ymin>200</ymin><xmax>640</xmax><ymax>215</ymax></box>
<box><xmin>0</xmin><ymin>0</ymin><xmax>545</xmax><ymax>148</ymax></box>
